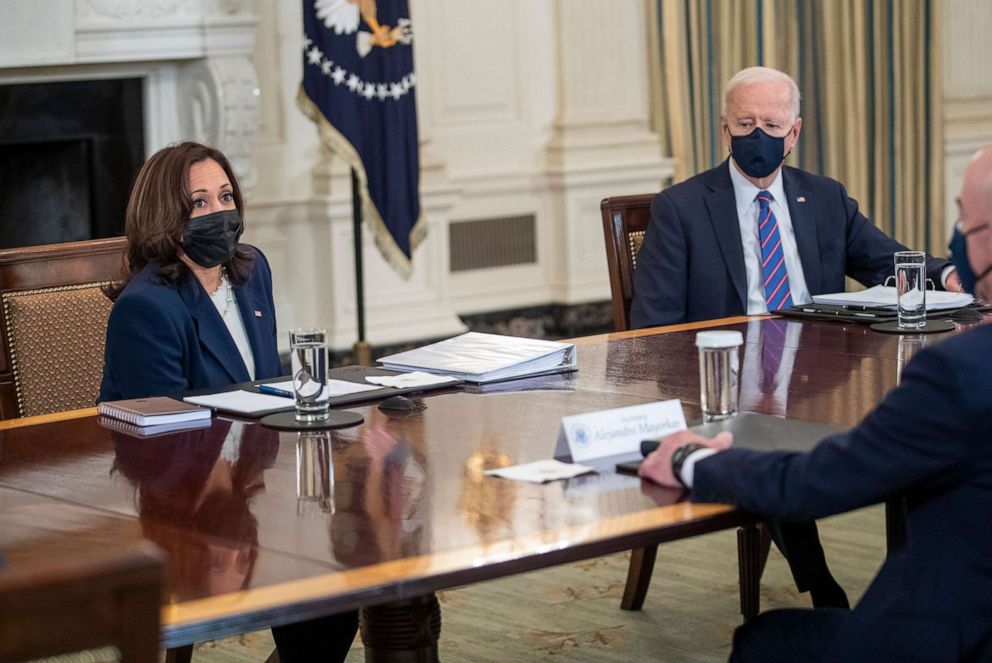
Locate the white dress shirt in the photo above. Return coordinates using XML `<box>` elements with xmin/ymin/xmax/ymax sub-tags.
<box><xmin>728</xmin><ymin>159</ymin><xmax>812</xmax><ymax>313</ymax></box>
<box><xmin>209</xmin><ymin>278</ymin><xmax>256</xmax><ymax>381</ymax></box>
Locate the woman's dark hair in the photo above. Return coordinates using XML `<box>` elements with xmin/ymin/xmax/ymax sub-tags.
<box><xmin>108</xmin><ymin>141</ymin><xmax>253</xmax><ymax>300</ymax></box>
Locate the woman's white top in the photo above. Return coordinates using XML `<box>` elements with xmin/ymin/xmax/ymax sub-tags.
<box><xmin>209</xmin><ymin>271</ymin><xmax>256</xmax><ymax>380</ymax></box>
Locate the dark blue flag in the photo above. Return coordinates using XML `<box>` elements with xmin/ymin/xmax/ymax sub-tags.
<box><xmin>299</xmin><ymin>0</ymin><xmax>422</xmax><ymax>277</ymax></box>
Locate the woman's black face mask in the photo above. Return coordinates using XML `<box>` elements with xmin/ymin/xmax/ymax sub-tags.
<box><xmin>182</xmin><ymin>209</ymin><xmax>244</xmax><ymax>268</ymax></box>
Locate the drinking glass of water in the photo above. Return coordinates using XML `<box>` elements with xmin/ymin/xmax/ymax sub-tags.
<box><xmin>290</xmin><ymin>328</ymin><xmax>329</xmax><ymax>422</ymax></box>
<box><xmin>894</xmin><ymin>251</ymin><xmax>927</xmax><ymax>329</ymax></box>
<box><xmin>696</xmin><ymin>330</ymin><xmax>743</xmax><ymax>422</ymax></box>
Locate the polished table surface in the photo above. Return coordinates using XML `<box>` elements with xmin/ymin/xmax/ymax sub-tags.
<box><xmin>0</xmin><ymin>315</ymin><xmax>975</xmax><ymax>647</ymax></box>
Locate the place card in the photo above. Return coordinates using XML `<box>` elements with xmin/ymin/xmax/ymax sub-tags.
<box><xmin>555</xmin><ymin>400</ymin><xmax>687</xmax><ymax>462</ymax></box>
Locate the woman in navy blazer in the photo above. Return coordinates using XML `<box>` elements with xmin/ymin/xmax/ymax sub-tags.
<box><xmin>98</xmin><ymin>142</ymin><xmax>358</xmax><ymax>663</ymax></box>
<box><xmin>99</xmin><ymin>143</ymin><xmax>282</xmax><ymax>402</ymax></box>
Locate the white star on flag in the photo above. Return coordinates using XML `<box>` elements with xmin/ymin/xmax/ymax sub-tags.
<box><xmin>307</xmin><ymin>46</ymin><xmax>323</xmax><ymax>65</ymax></box>
<box><xmin>363</xmin><ymin>83</ymin><xmax>375</xmax><ymax>99</ymax></box>
<box><xmin>320</xmin><ymin>59</ymin><xmax>333</xmax><ymax>74</ymax></box>
<box><xmin>389</xmin><ymin>83</ymin><xmax>402</xmax><ymax>99</ymax></box>
<box><xmin>346</xmin><ymin>74</ymin><xmax>360</xmax><ymax>91</ymax></box>
<box><xmin>376</xmin><ymin>84</ymin><xmax>388</xmax><ymax>100</ymax></box>
<box><xmin>332</xmin><ymin>67</ymin><xmax>346</xmax><ymax>85</ymax></box>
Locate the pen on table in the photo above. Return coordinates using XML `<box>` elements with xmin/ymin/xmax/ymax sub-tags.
<box><xmin>257</xmin><ymin>384</ymin><xmax>294</xmax><ymax>398</ymax></box>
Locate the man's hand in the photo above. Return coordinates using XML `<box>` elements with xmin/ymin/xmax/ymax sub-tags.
<box><xmin>945</xmin><ymin>269</ymin><xmax>964</xmax><ymax>293</ymax></box>
<box><xmin>638</xmin><ymin>430</ymin><xmax>734</xmax><ymax>488</ymax></box>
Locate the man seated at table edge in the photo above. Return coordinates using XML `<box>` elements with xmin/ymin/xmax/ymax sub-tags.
<box><xmin>637</xmin><ymin>144</ymin><xmax>992</xmax><ymax>662</ymax></box>
<box><xmin>630</xmin><ymin>65</ymin><xmax>959</xmax><ymax>329</ymax></box>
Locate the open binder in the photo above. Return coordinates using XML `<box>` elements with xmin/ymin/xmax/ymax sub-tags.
<box><xmin>377</xmin><ymin>332</ymin><xmax>577</xmax><ymax>384</ymax></box>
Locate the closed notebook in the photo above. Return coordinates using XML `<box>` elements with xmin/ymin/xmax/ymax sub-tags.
<box><xmin>98</xmin><ymin>415</ymin><xmax>213</xmax><ymax>438</ymax></box>
<box><xmin>97</xmin><ymin>396</ymin><xmax>211</xmax><ymax>427</ymax></box>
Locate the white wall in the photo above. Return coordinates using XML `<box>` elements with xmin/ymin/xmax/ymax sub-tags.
<box><xmin>244</xmin><ymin>0</ymin><xmax>992</xmax><ymax>352</ymax></box>
<box><xmin>943</xmin><ymin>0</ymin><xmax>992</xmax><ymax>231</ymax></box>
<box><xmin>245</xmin><ymin>0</ymin><xmax>672</xmax><ymax>351</ymax></box>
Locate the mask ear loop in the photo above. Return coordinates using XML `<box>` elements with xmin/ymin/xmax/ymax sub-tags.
<box><xmin>883</xmin><ymin>275</ymin><xmax>896</xmax><ymax>288</ymax></box>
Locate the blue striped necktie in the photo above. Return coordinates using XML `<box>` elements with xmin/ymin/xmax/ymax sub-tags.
<box><xmin>756</xmin><ymin>191</ymin><xmax>793</xmax><ymax>311</ymax></box>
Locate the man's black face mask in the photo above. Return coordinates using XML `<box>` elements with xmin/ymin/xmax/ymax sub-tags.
<box><xmin>182</xmin><ymin>209</ymin><xmax>244</xmax><ymax>269</ymax></box>
<box><xmin>730</xmin><ymin>127</ymin><xmax>790</xmax><ymax>179</ymax></box>
<box><xmin>949</xmin><ymin>222</ymin><xmax>992</xmax><ymax>295</ymax></box>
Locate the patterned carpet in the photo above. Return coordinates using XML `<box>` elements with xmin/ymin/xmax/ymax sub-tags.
<box><xmin>191</xmin><ymin>506</ymin><xmax>886</xmax><ymax>662</ymax></box>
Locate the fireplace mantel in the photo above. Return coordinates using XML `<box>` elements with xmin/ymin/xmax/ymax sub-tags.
<box><xmin>0</xmin><ymin>0</ymin><xmax>260</xmax><ymax>186</ymax></box>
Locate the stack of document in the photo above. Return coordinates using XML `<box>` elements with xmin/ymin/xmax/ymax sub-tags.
<box><xmin>377</xmin><ymin>332</ymin><xmax>577</xmax><ymax>384</ymax></box>
<box><xmin>812</xmin><ymin>285</ymin><xmax>973</xmax><ymax>311</ymax></box>
<box><xmin>98</xmin><ymin>396</ymin><xmax>212</xmax><ymax>436</ymax></box>
<box><xmin>98</xmin><ymin>396</ymin><xmax>211</xmax><ymax>426</ymax></box>
<box><xmin>98</xmin><ymin>415</ymin><xmax>212</xmax><ymax>438</ymax></box>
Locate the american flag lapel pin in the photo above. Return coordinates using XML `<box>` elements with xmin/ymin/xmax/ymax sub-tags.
<box><xmin>254</xmin><ymin>310</ymin><xmax>263</xmax><ymax>317</ymax></box>
<box><xmin>797</xmin><ymin>196</ymin><xmax>807</xmax><ymax>203</ymax></box>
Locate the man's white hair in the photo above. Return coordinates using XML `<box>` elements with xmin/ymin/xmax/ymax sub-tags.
<box><xmin>722</xmin><ymin>66</ymin><xmax>802</xmax><ymax>120</ymax></box>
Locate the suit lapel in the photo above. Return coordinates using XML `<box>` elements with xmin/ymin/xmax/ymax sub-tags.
<box><xmin>179</xmin><ymin>276</ymin><xmax>250</xmax><ymax>384</ymax></box>
<box><xmin>783</xmin><ymin>168</ymin><xmax>821</xmax><ymax>294</ymax></box>
<box><xmin>704</xmin><ymin>163</ymin><xmax>748</xmax><ymax>310</ymax></box>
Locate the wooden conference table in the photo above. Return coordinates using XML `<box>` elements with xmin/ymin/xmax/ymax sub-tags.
<box><xmin>0</xmin><ymin>315</ymin><xmax>971</xmax><ymax>659</ymax></box>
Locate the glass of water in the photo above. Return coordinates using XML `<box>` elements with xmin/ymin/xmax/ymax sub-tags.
<box><xmin>696</xmin><ymin>330</ymin><xmax>743</xmax><ymax>422</ymax></box>
<box><xmin>894</xmin><ymin>251</ymin><xmax>927</xmax><ymax>329</ymax></box>
<box><xmin>290</xmin><ymin>328</ymin><xmax>329</xmax><ymax>422</ymax></box>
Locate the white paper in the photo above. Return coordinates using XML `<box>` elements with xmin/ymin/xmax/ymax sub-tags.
<box><xmin>377</xmin><ymin>332</ymin><xmax>576</xmax><ymax>383</ymax></box>
<box><xmin>558</xmin><ymin>400</ymin><xmax>687</xmax><ymax>463</ymax></box>
<box><xmin>812</xmin><ymin>285</ymin><xmax>973</xmax><ymax>311</ymax></box>
<box><xmin>184</xmin><ymin>390</ymin><xmax>292</xmax><ymax>414</ymax></box>
<box><xmin>484</xmin><ymin>459</ymin><xmax>596</xmax><ymax>483</ymax></box>
<box><xmin>265</xmin><ymin>379</ymin><xmax>383</xmax><ymax>397</ymax></box>
<box><xmin>364</xmin><ymin>372</ymin><xmax>460</xmax><ymax>388</ymax></box>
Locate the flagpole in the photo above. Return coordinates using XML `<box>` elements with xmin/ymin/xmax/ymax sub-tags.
<box><xmin>351</xmin><ymin>168</ymin><xmax>372</xmax><ymax>365</ymax></box>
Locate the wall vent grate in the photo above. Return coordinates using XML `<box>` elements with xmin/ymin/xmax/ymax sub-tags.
<box><xmin>449</xmin><ymin>214</ymin><xmax>537</xmax><ymax>272</ymax></box>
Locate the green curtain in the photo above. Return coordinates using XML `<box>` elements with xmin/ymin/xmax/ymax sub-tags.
<box><xmin>650</xmin><ymin>0</ymin><xmax>944</xmax><ymax>253</ymax></box>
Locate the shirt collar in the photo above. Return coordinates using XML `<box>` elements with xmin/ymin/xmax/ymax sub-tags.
<box><xmin>728</xmin><ymin>158</ymin><xmax>787</xmax><ymax>211</ymax></box>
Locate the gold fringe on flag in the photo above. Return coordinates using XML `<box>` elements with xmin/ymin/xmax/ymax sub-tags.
<box><xmin>297</xmin><ymin>85</ymin><xmax>426</xmax><ymax>279</ymax></box>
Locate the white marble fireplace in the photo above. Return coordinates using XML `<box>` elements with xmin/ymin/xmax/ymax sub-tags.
<box><xmin>0</xmin><ymin>0</ymin><xmax>261</xmax><ymax>187</ymax></box>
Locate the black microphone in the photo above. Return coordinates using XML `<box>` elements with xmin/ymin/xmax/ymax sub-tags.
<box><xmin>640</xmin><ymin>439</ymin><xmax>660</xmax><ymax>457</ymax></box>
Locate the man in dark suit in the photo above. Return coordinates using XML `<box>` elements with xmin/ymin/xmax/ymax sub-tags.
<box><xmin>630</xmin><ymin>66</ymin><xmax>958</xmax><ymax>328</ymax></box>
<box><xmin>637</xmin><ymin>146</ymin><xmax>992</xmax><ymax>661</ymax></box>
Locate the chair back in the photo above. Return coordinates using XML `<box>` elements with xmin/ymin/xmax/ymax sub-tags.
<box><xmin>0</xmin><ymin>238</ymin><xmax>126</xmax><ymax>419</ymax></box>
<box><xmin>600</xmin><ymin>194</ymin><xmax>654</xmax><ymax>331</ymax></box>
<box><xmin>0</xmin><ymin>541</ymin><xmax>163</xmax><ymax>663</ymax></box>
